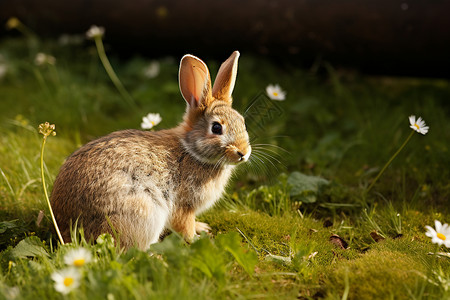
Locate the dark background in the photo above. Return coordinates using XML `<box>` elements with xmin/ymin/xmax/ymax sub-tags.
<box><xmin>1</xmin><ymin>0</ymin><xmax>450</xmax><ymax>77</ymax></box>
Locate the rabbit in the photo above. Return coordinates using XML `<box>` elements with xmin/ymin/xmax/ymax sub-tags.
<box><xmin>50</xmin><ymin>51</ymin><xmax>251</xmax><ymax>250</ymax></box>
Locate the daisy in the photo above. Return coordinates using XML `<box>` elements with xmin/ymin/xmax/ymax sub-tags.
<box><xmin>141</xmin><ymin>113</ymin><xmax>162</xmax><ymax>130</ymax></box>
<box><xmin>64</xmin><ymin>247</ymin><xmax>93</xmax><ymax>267</ymax></box>
<box><xmin>34</xmin><ymin>53</ymin><xmax>56</xmax><ymax>66</ymax></box>
<box><xmin>143</xmin><ymin>61</ymin><xmax>160</xmax><ymax>79</ymax></box>
<box><xmin>266</xmin><ymin>84</ymin><xmax>286</xmax><ymax>101</ymax></box>
<box><xmin>409</xmin><ymin>115</ymin><xmax>429</xmax><ymax>135</ymax></box>
<box><xmin>425</xmin><ymin>220</ymin><xmax>450</xmax><ymax>248</ymax></box>
<box><xmin>51</xmin><ymin>267</ymin><xmax>81</xmax><ymax>295</ymax></box>
<box><xmin>86</xmin><ymin>25</ymin><xmax>105</xmax><ymax>39</ymax></box>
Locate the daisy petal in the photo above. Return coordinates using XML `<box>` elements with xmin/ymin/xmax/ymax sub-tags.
<box><xmin>435</xmin><ymin>220</ymin><xmax>443</xmax><ymax>232</ymax></box>
<box><xmin>425</xmin><ymin>226</ymin><xmax>436</xmax><ymax>237</ymax></box>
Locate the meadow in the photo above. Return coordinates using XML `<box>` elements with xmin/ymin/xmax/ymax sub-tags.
<box><xmin>0</xmin><ymin>27</ymin><xmax>449</xmax><ymax>299</ymax></box>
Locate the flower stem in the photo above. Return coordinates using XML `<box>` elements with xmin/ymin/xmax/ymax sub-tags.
<box><xmin>40</xmin><ymin>136</ymin><xmax>65</xmax><ymax>245</ymax></box>
<box><xmin>93</xmin><ymin>36</ymin><xmax>136</xmax><ymax>107</ymax></box>
<box><xmin>366</xmin><ymin>130</ymin><xmax>415</xmax><ymax>194</ymax></box>
<box><xmin>15</xmin><ymin>23</ymin><xmax>36</xmax><ymax>40</ymax></box>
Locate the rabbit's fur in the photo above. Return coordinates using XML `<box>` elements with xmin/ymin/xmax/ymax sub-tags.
<box><xmin>50</xmin><ymin>51</ymin><xmax>251</xmax><ymax>250</ymax></box>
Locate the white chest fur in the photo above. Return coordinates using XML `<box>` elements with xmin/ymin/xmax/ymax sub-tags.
<box><xmin>196</xmin><ymin>165</ymin><xmax>234</xmax><ymax>214</ymax></box>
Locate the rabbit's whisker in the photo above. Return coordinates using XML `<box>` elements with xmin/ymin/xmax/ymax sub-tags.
<box><xmin>247</xmin><ymin>153</ymin><xmax>273</xmax><ymax>175</ymax></box>
<box><xmin>252</xmin><ymin>143</ymin><xmax>290</xmax><ymax>154</ymax></box>
<box><xmin>251</xmin><ymin>150</ymin><xmax>281</xmax><ymax>170</ymax></box>
<box><xmin>252</xmin><ymin>149</ymin><xmax>284</xmax><ymax>168</ymax></box>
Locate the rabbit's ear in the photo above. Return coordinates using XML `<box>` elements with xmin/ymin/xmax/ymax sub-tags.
<box><xmin>179</xmin><ymin>54</ymin><xmax>212</xmax><ymax>108</ymax></box>
<box><xmin>212</xmin><ymin>51</ymin><xmax>240</xmax><ymax>103</ymax></box>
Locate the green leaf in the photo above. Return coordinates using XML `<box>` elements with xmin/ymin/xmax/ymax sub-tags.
<box><xmin>151</xmin><ymin>233</ymin><xmax>187</xmax><ymax>255</ymax></box>
<box><xmin>287</xmin><ymin>171</ymin><xmax>330</xmax><ymax>203</ymax></box>
<box><xmin>150</xmin><ymin>234</ymin><xmax>189</xmax><ymax>269</ymax></box>
<box><xmin>216</xmin><ymin>232</ymin><xmax>257</xmax><ymax>276</ymax></box>
<box><xmin>0</xmin><ymin>220</ymin><xmax>29</xmax><ymax>247</ymax></box>
<box><xmin>10</xmin><ymin>236</ymin><xmax>49</xmax><ymax>259</ymax></box>
<box><xmin>190</xmin><ymin>236</ymin><xmax>226</xmax><ymax>283</ymax></box>
<box><xmin>0</xmin><ymin>221</ymin><xmax>18</xmax><ymax>234</ymax></box>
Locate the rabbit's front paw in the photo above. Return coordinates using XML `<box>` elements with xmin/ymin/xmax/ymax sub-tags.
<box><xmin>195</xmin><ymin>221</ymin><xmax>211</xmax><ymax>234</ymax></box>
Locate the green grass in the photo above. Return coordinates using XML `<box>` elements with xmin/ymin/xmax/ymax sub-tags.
<box><xmin>0</xmin><ymin>34</ymin><xmax>449</xmax><ymax>299</ymax></box>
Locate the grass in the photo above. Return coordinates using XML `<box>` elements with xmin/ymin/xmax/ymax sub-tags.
<box><xmin>0</xmin><ymin>32</ymin><xmax>449</xmax><ymax>299</ymax></box>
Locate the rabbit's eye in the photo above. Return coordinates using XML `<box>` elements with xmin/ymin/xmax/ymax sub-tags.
<box><xmin>211</xmin><ymin>122</ymin><xmax>223</xmax><ymax>135</ymax></box>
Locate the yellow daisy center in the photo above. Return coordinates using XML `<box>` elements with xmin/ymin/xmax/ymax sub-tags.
<box><xmin>414</xmin><ymin>123</ymin><xmax>420</xmax><ymax>130</ymax></box>
<box><xmin>437</xmin><ymin>233</ymin><xmax>446</xmax><ymax>241</ymax></box>
<box><xmin>73</xmin><ymin>258</ymin><xmax>85</xmax><ymax>267</ymax></box>
<box><xmin>151</xmin><ymin>121</ymin><xmax>155</xmax><ymax>125</ymax></box>
<box><xmin>63</xmin><ymin>277</ymin><xmax>74</xmax><ymax>287</ymax></box>
<box><xmin>273</xmin><ymin>92</ymin><xmax>279</xmax><ymax>96</ymax></box>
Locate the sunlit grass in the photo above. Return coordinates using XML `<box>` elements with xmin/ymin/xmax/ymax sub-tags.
<box><xmin>0</xmin><ymin>34</ymin><xmax>449</xmax><ymax>299</ymax></box>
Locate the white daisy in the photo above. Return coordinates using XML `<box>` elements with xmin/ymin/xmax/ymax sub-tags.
<box><xmin>143</xmin><ymin>61</ymin><xmax>160</xmax><ymax>79</ymax></box>
<box><xmin>64</xmin><ymin>247</ymin><xmax>93</xmax><ymax>267</ymax></box>
<box><xmin>51</xmin><ymin>267</ymin><xmax>81</xmax><ymax>295</ymax></box>
<box><xmin>409</xmin><ymin>115</ymin><xmax>429</xmax><ymax>135</ymax></box>
<box><xmin>266</xmin><ymin>84</ymin><xmax>286</xmax><ymax>101</ymax></box>
<box><xmin>425</xmin><ymin>220</ymin><xmax>450</xmax><ymax>248</ymax></box>
<box><xmin>34</xmin><ymin>53</ymin><xmax>56</xmax><ymax>66</ymax></box>
<box><xmin>86</xmin><ymin>25</ymin><xmax>105</xmax><ymax>39</ymax></box>
<box><xmin>141</xmin><ymin>113</ymin><xmax>162</xmax><ymax>130</ymax></box>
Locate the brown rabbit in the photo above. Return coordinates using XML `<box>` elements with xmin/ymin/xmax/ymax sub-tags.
<box><xmin>50</xmin><ymin>51</ymin><xmax>251</xmax><ymax>250</ymax></box>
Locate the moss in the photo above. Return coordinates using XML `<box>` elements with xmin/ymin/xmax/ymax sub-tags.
<box><xmin>323</xmin><ymin>248</ymin><xmax>425</xmax><ymax>300</ymax></box>
<box><xmin>203</xmin><ymin>210</ymin><xmax>327</xmax><ymax>255</ymax></box>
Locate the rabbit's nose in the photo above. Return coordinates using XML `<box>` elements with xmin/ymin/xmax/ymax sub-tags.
<box><xmin>237</xmin><ymin>148</ymin><xmax>251</xmax><ymax>162</ymax></box>
<box><xmin>237</xmin><ymin>151</ymin><xmax>244</xmax><ymax>161</ymax></box>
